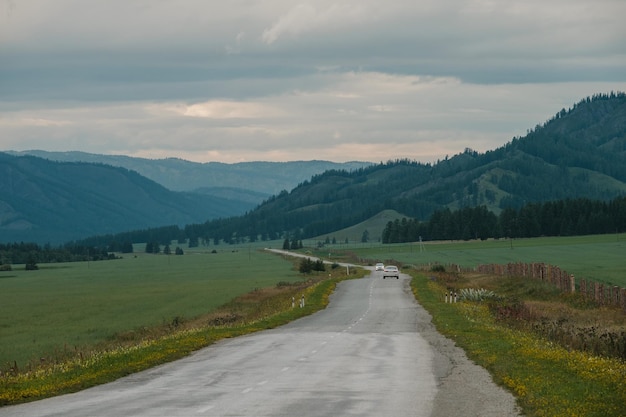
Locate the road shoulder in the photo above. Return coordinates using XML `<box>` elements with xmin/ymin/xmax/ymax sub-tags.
<box><xmin>413</xmin><ymin>292</ymin><xmax>522</xmax><ymax>416</ymax></box>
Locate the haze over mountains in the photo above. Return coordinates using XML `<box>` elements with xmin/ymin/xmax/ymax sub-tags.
<box><xmin>2</xmin><ymin>93</ymin><xmax>625</xmax><ymax>245</ymax></box>
<box><xmin>0</xmin><ymin>154</ymin><xmax>370</xmax><ymax>244</ymax></box>
<box><xmin>6</xmin><ymin>151</ymin><xmax>372</xmax><ymax>203</ymax></box>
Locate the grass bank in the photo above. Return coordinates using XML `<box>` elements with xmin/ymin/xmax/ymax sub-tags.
<box><xmin>411</xmin><ymin>270</ymin><xmax>626</xmax><ymax>417</ymax></box>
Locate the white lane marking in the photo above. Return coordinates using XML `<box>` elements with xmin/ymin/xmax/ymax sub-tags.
<box><xmin>311</xmin><ymin>349</ymin><xmax>317</xmax><ymax>354</ymax></box>
<box><xmin>242</xmin><ymin>387</ymin><xmax>253</xmax><ymax>394</ymax></box>
<box><xmin>281</xmin><ymin>367</ymin><xmax>290</xmax><ymax>372</ymax></box>
<box><xmin>258</xmin><ymin>380</ymin><xmax>268</xmax><ymax>386</ymax></box>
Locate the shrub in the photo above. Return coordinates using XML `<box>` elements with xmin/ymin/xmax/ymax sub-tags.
<box><xmin>488</xmin><ymin>298</ymin><xmax>530</xmax><ymax>321</ymax></box>
<box><xmin>458</xmin><ymin>287</ymin><xmax>500</xmax><ymax>302</ymax></box>
<box><xmin>299</xmin><ymin>258</ymin><xmax>313</xmax><ymax>273</ymax></box>
<box><xmin>299</xmin><ymin>258</ymin><xmax>326</xmax><ymax>274</ymax></box>
<box><xmin>276</xmin><ymin>281</ymin><xmax>300</xmax><ymax>288</ymax></box>
<box><xmin>430</xmin><ymin>264</ymin><xmax>445</xmax><ymax>272</ymax></box>
<box><xmin>313</xmin><ymin>259</ymin><xmax>325</xmax><ymax>272</ymax></box>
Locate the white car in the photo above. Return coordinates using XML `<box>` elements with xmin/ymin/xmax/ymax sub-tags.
<box><xmin>383</xmin><ymin>265</ymin><xmax>399</xmax><ymax>279</ymax></box>
<box><xmin>375</xmin><ymin>262</ymin><xmax>385</xmax><ymax>271</ymax></box>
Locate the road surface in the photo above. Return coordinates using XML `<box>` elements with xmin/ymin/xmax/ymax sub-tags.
<box><xmin>0</xmin><ymin>270</ymin><xmax>521</xmax><ymax>416</ymax></box>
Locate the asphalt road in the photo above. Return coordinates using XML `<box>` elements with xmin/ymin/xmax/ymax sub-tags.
<box><xmin>0</xmin><ymin>270</ymin><xmax>521</xmax><ymax>417</ymax></box>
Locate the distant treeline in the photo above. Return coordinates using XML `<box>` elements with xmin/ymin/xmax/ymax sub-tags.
<box><xmin>0</xmin><ymin>242</ymin><xmax>128</xmax><ymax>266</ymax></box>
<box><xmin>4</xmin><ymin>196</ymin><xmax>625</xmax><ymax>265</ymax></box>
<box><xmin>382</xmin><ymin>196</ymin><xmax>626</xmax><ymax>243</ymax></box>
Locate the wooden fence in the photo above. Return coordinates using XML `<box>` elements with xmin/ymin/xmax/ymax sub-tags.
<box><xmin>473</xmin><ymin>262</ymin><xmax>626</xmax><ymax>312</ymax></box>
<box><xmin>367</xmin><ymin>258</ymin><xmax>626</xmax><ymax>313</ymax></box>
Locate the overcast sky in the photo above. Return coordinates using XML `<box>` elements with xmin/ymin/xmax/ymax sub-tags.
<box><xmin>1</xmin><ymin>0</ymin><xmax>625</xmax><ymax>164</ymax></box>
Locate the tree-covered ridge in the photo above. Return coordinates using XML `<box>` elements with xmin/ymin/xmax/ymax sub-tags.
<box><xmin>382</xmin><ymin>196</ymin><xmax>626</xmax><ymax>243</ymax></box>
<box><xmin>509</xmin><ymin>92</ymin><xmax>626</xmax><ymax>181</ymax></box>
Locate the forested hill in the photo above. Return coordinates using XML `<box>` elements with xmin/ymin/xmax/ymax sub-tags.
<box><xmin>176</xmin><ymin>92</ymin><xmax>626</xmax><ymax>244</ymax></box>
<box><xmin>0</xmin><ymin>154</ymin><xmax>250</xmax><ymax>243</ymax></box>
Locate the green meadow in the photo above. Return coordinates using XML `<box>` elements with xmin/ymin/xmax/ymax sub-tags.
<box><xmin>0</xmin><ymin>248</ymin><xmax>304</xmax><ymax>369</ymax></box>
<box><xmin>312</xmin><ymin>234</ymin><xmax>626</xmax><ymax>287</ymax></box>
<box><xmin>4</xmin><ymin>233</ymin><xmax>622</xmax><ymax>371</ymax></box>
<box><xmin>1</xmin><ymin>234</ymin><xmax>625</xmax><ymax>412</ymax></box>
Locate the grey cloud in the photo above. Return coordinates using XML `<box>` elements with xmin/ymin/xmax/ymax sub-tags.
<box><xmin>2</xmin><ymin>0</ymin><xmax>625</xmax><ymax>102</ymax></box>
<box><xmin>1</xmin><ymin>0</ymin><xmax>625</xmax><ymax>163</ymax></box>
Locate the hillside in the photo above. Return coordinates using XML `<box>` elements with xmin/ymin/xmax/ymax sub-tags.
<box><xmin>0</xmin><ymin>154</ymin><xmax>251</xmax><ymax>243</ymax></box>
<box><xmin>314</xmin><ymin>209</ymin><xmax>407</xmax><ymax>243</ymax></box>
<box><xmin>7</xmin><ymin>151</ymin><xmax>372</xmax><ymax>201</ymax></box>
<box><xmin>178</xmin><ymin>93</ymin><xmax>626</xmax><ymax>244</ymax></box>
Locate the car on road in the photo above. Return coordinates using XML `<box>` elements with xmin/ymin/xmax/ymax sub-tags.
<box><xmin>375</xmin><ymin>262</ymin><xmax>385</xmax><ymax>271</ymax></box>
<box><xmin>383</xmin><ymin>265</ymin><xmax>399</xmax><ymax>279</ymax></box>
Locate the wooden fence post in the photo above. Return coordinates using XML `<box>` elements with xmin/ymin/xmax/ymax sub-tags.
<box><xmin>597</xmin><ymin>283</ymin><xmax>604</xmax><ymax>304</ymax></box>
<box><xmin>580</xmin><ymin>279</ymin><xmax>586</xmax><ymax>299</ymax></box>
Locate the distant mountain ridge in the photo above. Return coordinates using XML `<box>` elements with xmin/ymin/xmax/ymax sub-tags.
<box><xmin>6</xmin><ymin>151</ymin><xmax>373</xmax><ymax>199</ymax></box>
<box><xmin>0</xmin><ymin>154</ymin><xmax>372</xmax><ymax>243</ymax></box>
<box><xmin>0</xmin><ymin>154</ymin><xmax>251</xmax><ymax>243</ymax></box>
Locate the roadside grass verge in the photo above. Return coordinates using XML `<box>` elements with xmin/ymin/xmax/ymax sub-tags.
<box><xmin>0</xmin><ymin>258</ymin><xmax>365</xmax><ymax>406</ymax></box>
<box><xmin>411</xmin><ymin>270</ymin><xmax>626</xmax><ymax>417</ymax></box>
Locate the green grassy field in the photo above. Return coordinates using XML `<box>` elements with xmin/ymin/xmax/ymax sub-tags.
<box><xmin>0</xmin><ymin>248</ymin><xmax>304</xmax><ymax>369</ymax></box>
<box><xmin>309</xmin><ymin>234</ymin><xmax>626</xmax><ymax>286</ymax></box>
<box><xmin>1</xmin><ymin>234</ymin><xmax>625</xmax><ymax>411</ymax></box>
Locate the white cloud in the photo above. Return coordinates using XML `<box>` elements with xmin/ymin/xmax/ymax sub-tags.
<box><xmin>176</xmin><ymin>100</ymin><xmax>282</xmax><ymax>119</ymax></box>
<box><xmin>262</xmin><ymin>4</ymin><xmax>318</xmax><ymax>45</ymax></box>
<box><xmin>262</xmin><ymin>3</ymin><xmax>367</xmax><ymax>44</ymax></box>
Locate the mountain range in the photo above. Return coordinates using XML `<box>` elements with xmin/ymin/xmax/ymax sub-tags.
<box><xmin>0</xmin><ymin>153</ymin><xmax>370</xmax><ymax>243</ymax></box>
<box><xmin>6</xmin><ymin>150</ymin><xmax>371</xmax><ymax>203</ymax></box>
<box><xmin>2</xmin><ymin>92</ymin><xmax>625</xmax><ymax>245</ymax></box>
